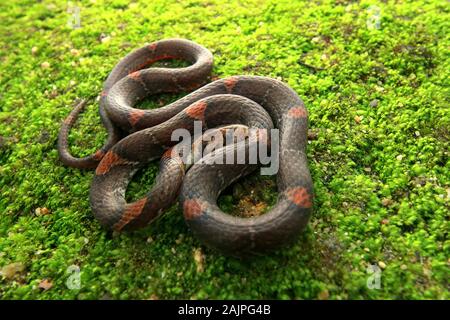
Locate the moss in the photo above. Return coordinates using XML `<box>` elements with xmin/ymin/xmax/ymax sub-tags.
<box><xmin>0</xmin><ymin>0</ymin><xmax>449</xmax><ymax>299</ymax></box>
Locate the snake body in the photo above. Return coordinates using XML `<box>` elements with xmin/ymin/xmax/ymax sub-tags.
<box><xmin>58</xmin><ymin>39</ymin><xmax>313</xmax><ymax>256</ymax></box>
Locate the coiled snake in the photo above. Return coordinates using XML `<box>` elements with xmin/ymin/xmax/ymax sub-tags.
<box><xmin>58</xmin><ymin>39</ymin><xmax>313</xmax><ymax>256</ymax></box>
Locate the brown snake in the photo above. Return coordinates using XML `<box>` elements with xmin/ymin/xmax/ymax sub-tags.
<box><xmin>58</xmin><ymin>39</ymin><xmax>313</xmax><ymax>256</ymax></box>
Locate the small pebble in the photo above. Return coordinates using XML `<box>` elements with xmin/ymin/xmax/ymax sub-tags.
<box><xmin>101</xmin><ymin>36</ymin><xmax>111</xmax><ymax>43</ymax></box>
<box><xmin>0</xmin><ymin>262</ymin><xmax>25</xmax><ymax>279</ymax></box>
<box><xmin>100</xmin><ymin>294</ymin><xmax>112</xmax><ymax>300</ymax></box>
<box><xmin>31</xmin><ymin>46</ymin><xmax>38</xmax><ymax>55</ymax></box>
<box><xmin>35</xmin><ymin>207</ymin><xmax>50</xmax><ymax>216</ymax></box>
<box><xmin>423</xmin><ymin>267</ymin><xmax>432</xmax><ymax>277</ymax></box>
<box><xmin>38</xmin><ymin>278</ymin><xmax>53</xmax><ymax>290</ymax></box>
<box><xmin>175</xmin><ymin>235</ymin><xmax>184</xmax><ymax>244</ymax></box>
<box><xmin>317</xmin><ymin>289</ymin><xmax>329</xmax><ymax>300</ymax></box>
<box><xmin>41</xmin><ymin>61</ymin><xmax>50</xmax><ymax>69</ymax></box>
<box><xmin>307</xmin><ymin>129</ymin><xmax>319</xmax><ymax>140</ymax></box>
<box><xmin>312</xmin><ymin>36</ymin><xmax>321</xmax><ymax>43</ymax></box>
<box><xmin>400</xmin><ymin>264</ymin><xmax>407</xmax><ymax>270</ymax></box>
<box><xmin>369</xmin><ymin>99</ymin><xmax>379</xmax><ymax>107</ymax></box>
<box><xmin>193</xmin><ymin>248</ymin><xmax>205</xmax><ymax>273</ymax></box>
<box><xmin>378</xmin><ymin>261</ymin><xmax>386</xmax><ymax>269</ymax></box>
<box><xmin>70</xmin><ymin>48</ymin><xmax>80</xmax><ymax>56</ymax></box>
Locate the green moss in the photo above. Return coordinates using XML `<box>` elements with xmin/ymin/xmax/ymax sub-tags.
<box><xmin>0</xmin><ymin>0</ymin><xmax>449</xmax><ymax>299</ymax></box>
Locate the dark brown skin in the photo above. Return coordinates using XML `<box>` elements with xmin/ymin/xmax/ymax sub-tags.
<box><xmin>57</xmin><ymin>39</ymin><xmax>313</xmax><ymax>256</ymax></box>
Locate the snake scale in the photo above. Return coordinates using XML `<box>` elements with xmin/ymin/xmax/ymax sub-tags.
<box><xmin>58</xmin><ymin>39</ymin><xmax>313</xmax><ymax>256</ymax></box>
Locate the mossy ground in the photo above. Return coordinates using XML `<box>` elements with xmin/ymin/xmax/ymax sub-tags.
<box><xmin>0</xmin><ymin>0</ymin><xmax>449</xmax><ymax>299</ymax></box>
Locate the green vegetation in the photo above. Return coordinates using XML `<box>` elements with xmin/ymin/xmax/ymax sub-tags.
<box><xmin>0</xmin><ymin>0</ymin><xmax>448</xmax><ymax>299</ymax></box>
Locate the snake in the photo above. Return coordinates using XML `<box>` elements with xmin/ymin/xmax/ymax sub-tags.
<box><xmin>58</xmin><ymin>38</ymin><xmax>313</xmax><ymax>256</ymax></box>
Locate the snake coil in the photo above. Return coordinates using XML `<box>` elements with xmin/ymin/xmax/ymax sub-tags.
<box><xmin>58</xmin><ymin>39</ymin><xmax>313</xmax><ymax>256</ymax></box>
